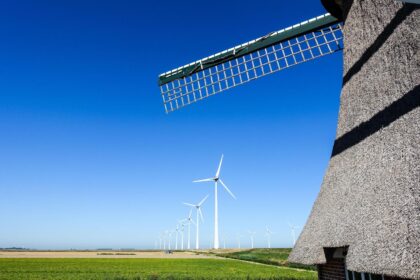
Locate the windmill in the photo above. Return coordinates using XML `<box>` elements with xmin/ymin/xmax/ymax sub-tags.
<box><xmin>193</xmin><ymin>154</ymin><xmax>236</xmax><ymax>249</ymax></box>
<box><xmin>265</xmin><ymin>226</ymin><xmax>274</xmax><ymax>249</ymax></box>
<box><xmin>183</xmin><ymin>195</ymin><xmax>209</xmax><ymax>250</ymax></box>
<box><xmin>156</xmin><ymin>1</ymin><xmax>420</xmax><ymax>279</ymax></box>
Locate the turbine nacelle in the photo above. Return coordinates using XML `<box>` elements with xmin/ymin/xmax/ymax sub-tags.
<box><xmin>183</xmin><ymin>195</ymin><xmax>209</xmax><ymax>223</ymax></box>
<box><xmin>193</xmin><ymin>155</ymin><xmax>236</xmax><ymax>200</ymax></box>
<box><xmin>265</xmin><ymin>226</ymin><xmax>274</xmax><ymax>236</ymax></box>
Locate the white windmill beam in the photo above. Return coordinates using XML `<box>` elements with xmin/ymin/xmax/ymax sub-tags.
<box><xmin>159</xmin><ymin>14</ymin><xmax>339</xmax><ymax>83</ymax></box>
<box><xmin>158</xmin><ymin>14</ymin><xmax>343</xmax><ymax>113</ymax></box>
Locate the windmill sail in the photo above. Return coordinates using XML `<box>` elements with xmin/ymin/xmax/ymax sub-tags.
<box><xmin>158</xmin><ymin>13</ymin><xmax>343</xmax><ymax>113</ymax></box>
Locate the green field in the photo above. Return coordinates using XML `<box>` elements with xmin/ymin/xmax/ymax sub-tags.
<box><xmin>0</xmin><ymin>258</ymin><xmax>317</xmax><ymax>280</ymax></box>
<box><xmin>216</xmin><ymin>249</ymin><xmax>316</xmax><ymax>270</ymax></box>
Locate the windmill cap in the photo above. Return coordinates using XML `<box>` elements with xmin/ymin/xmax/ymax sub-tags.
<box><xmin>321</xmin><ymin>0</ymin><xmax>345</xmax><ymax>20</ymax></box>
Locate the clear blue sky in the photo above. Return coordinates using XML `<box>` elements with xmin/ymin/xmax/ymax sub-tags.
<box><xmin>0</xmin><ymin>0</ymin><xmax>342</xmax><ymax>249</ymax></box>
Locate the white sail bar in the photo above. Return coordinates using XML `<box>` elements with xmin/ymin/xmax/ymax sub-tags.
<box><xmin>159</xmin><ymin>14</ymin><xmax>343</xmax><ymax>113</ymax></box>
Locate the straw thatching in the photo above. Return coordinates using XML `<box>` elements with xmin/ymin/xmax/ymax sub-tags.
<box><xmin>289</xmin><ymin>1</ymin><xmax>420</xmax><ymax>279</ymax></box>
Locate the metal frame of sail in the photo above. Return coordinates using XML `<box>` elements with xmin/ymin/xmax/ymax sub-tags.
<box><xmin>158</xmin><ymin>14</ymin><xmax>343</xmax><ymax>113</ymax></box>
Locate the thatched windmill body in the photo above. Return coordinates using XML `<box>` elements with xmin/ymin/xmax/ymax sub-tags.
<box><xmin>157</xmin><ymin>1</ymin><xmax>419</xmax><ymax>279</ymax></box>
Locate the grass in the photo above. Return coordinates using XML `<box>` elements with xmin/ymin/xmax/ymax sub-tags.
<box><xmin>216</xmin><ymin>249</ymin><xmax>316</xmax><ymax>271</ymax></box>
<box><xmin>0</xmin><ymin>258</ymin><xmax>317</xmax><ymax>280</ymax></box>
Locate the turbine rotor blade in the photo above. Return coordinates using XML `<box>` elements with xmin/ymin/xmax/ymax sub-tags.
<box><xmin>183</xmin><ymin>202</ymin><xmax>196</xmax><ymax>207</ymax></box>
<box><xmin>188</xmin><ymin>208</ymin><xmax>193</xmax><ymax>219</ymax></box>
<box><xmin>219</xmin><ymin>179</ymin><xmax>236</xmax><ymax>199</ymax></box>
<box><xmin>215</xmin><ymin>154</ymin><xmax>224</xmax><ymax>178</ymax></box>
<box><xmin>193</xmin><ymin>178</ymin><xmax>214</xmax><ymax>183</ymax></box>
<box><xmin>198</xmin><ymin>194</ymin><xmax>209</xmax><ymax>206</ymax></box>
<box><xmin>198</xmin><ymin>208</ymin><xmax>204</xmax><ymax>223</ymax></box>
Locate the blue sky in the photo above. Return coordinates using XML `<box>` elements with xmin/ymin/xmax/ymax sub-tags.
<box><xmin>0</xmin><ymin>0</ymin><xmax>342</xmax><ymax>249</ymax></box>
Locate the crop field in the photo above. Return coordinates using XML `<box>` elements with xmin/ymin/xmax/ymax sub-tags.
<box><xmin>0</xmin><ymin>258</ymin><xmax>317</xmax><ymax>280</ymax></box>
<box><xmin>216</xmin><ymin>249</ymin><xmax>316</xmax><ymax>270</ymax></box>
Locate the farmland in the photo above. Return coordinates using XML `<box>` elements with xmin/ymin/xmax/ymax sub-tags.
<box><xmin>0</xmin><ymin>257</ymin><xmax>317</xmax><ymax>280</ymax></box>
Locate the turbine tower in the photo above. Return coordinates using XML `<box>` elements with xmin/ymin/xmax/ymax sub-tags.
<box><xmin>265</xmin><ymin>226</ymin><xmax>274</xmax><ymax>249</ymax></box>
<box><xmin>183</xmin><ymin>195</ymin><xmax>209</xmax><ymax>250</ymax></box>
<box><xmin>193</xmin><ymin>154</ymin><xmax>236</xmax><ymax>249</ymax></box>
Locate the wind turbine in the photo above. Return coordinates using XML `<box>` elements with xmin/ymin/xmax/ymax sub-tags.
<box><xmin>179</xmin><ymin>222</ymin><xmax>185</xmax><ymax>250</ymax></box>
<box><xmin>168</xmin><ymin>230</ymin><xmax>173</xmax><ymax>250</ymax></box>
<box><xmin>288</xmin><ymin>223</ymin><xmax>299</xmax><ymax>246</ymax></box>
<box><xmin>163</xmin><ymin>230</ymin><xmax>168</xmax><ymax>250</ymax></box>
<box><xmin>248</xmin><ymin>231</ymin><xmax>256</xmax><ymax>249</ymax></box>
<box><xmin>193</xmin><ymin>154</ymin><xmax>236</xmax><ymax>249</ymax></box>
<box><xmin>175</xmin><ymin>225</ymin><xmax>180</xmax><ymax>250</ymax></box>
<box><xmin>158</xmin><ymin>233</ymin><xmax>163</xmax><ymax>250</ymax></box>
<box><xmin>183</xmin><ymin>195</ymin><xmax>209</xmax><ymax>250</ymax></box>
<box><xmin>265</xmin><ymin>226</ymin><xmax>274</xmax><ymax>249</ymax></box>
<box><xmin>237</xmin><ymin>234</ymin><xmax>242</xmax><ymax>249</ymax></box>
<box><xmin>183</xmin><ymin>209</ymin><xmax>195</xmax><ymax>250</ymax></box>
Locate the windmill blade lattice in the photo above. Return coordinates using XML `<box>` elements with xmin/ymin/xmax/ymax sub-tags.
<box><xmin>158</xmin><ymin>13</ymin><xmax>343</xmax><ymax>113</ymax></box>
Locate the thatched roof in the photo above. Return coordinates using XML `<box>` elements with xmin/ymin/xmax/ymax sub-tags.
<box><xmin>289</xmin><ymin>1</ymin><xmax>420</xmax><ymax>279</ymax></box>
